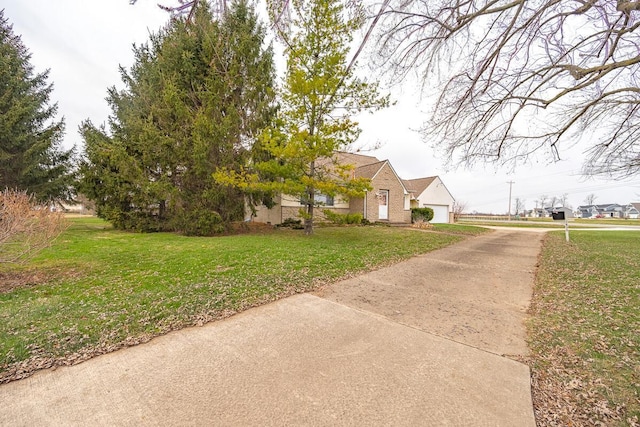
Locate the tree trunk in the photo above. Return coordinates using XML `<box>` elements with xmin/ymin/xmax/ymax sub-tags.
<box><xmin>305</xmin><ymin>202</ymin><xmax>314</xmax><ymax>235</ymax></box>
<box><xmin>304</xmin><ymin>160</ymin><xmax>315</xmax><ymax>235</ymax></box>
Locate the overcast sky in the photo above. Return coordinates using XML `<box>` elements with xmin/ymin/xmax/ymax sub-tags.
<box><xmin>4</xmin><ymin>0</ymin><xmax>640</xmax><ymax>213</ymax></box>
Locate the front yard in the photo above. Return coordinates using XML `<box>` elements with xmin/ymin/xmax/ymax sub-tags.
<box><xmin>529</xmin><ymin>231</ymin><xmax>640</xmax><ymax>426</ymax></box>
<box><xmin>0</xmin><ymin>217</ymin><xmax>477</xmax><ymax>383</ymax></box>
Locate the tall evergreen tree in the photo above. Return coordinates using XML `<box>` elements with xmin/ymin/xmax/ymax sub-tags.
<box><xmin>80</xmin><ymin>0</ymin><xmax>276</xmax><ymax>234</ymax></box>
<box><xmin>0</xmin><ymin>10</ymin><xmax>74</xmax><ymax>202</ymax></box>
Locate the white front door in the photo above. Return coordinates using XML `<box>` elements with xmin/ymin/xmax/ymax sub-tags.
<box><xmin>378</xmin><ymin>190</ymin><xmax>389</xmax><ymax>220</ymax></box>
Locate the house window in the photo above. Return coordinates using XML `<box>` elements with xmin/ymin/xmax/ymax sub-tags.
<box><xmin>300</xmin><ymin>193</ymin><xmax>334</xmax><ymax>206</ymax></box>
<box><xmin>315</xmin><ymin>193</ymin><xmax>334</xmax><ymax>206</ymax></box>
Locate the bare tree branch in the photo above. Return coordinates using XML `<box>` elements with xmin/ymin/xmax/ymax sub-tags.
<box><xmin>375</xmin><ymin>0</ymin><xmax>640</xmax><ymax>177</ymax></box>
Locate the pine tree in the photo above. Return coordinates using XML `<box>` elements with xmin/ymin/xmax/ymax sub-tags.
<box><xmin>80</xmin><ymin>0</ymin><xmax>276</xmax><ymax>234</ymax></box>
<box><xmin>0</xmin><ymin>10</ymin><xmax>74</xmax><ymax>202</ymax></box>
<box><xmin>215</xmin><ymin>0</ymin><xmax>388</xmax><ymax>234</ymax></box>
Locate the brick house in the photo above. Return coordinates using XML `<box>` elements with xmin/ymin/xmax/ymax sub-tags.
<box><xmin>251</xmin><ymin>152</ymin><xmax>452</xmax><ymax>225</ymax></box>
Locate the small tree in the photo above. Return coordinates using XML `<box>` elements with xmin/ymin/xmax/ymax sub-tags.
<box><xmin>0</xmin><ymin>189</ymin><xmax>67</xmax><ymax>263</ymax></box>
<box><xmin>215</xmin><ymin>0</ymin><xmax>388</xmax><ymax>234</ymax></box>
<box><xmin>452</xmin><ymin>200</ymin><xmax>466</xmax><ymax>222</ymax></box>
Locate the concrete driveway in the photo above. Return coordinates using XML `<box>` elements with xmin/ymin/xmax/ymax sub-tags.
<box><xmin>0</xmin><ymin>229</ymin><xmax>540</xmax><ymax>426</ymax></box>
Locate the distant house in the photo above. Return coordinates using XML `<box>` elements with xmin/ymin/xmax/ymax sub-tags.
<box><xmin>625</xmin><ymin>203</ymin><xmax>640</xmax><ymax>219</ymax></box>
<box><xmin>251</xmin><ymin>152</ymin><xmax>455</xmax><ymax>224</ymax></box>
<box><xmin>532</xmin><ymin>207</ymin><xmax>548</xmax><ymax>218</ymax></box>
<box><xmin>576</xmin><ymin>203</ymin><xmax>626</xmax><ymax>218</ymax></box>
<box><xmin>403</xmin><ymin>176</ymin><xmax>455</xmax><ymax>223</ymax></box>
<box><xmin>576</xmin><ymin>205</ymin><xmax>599</xmax><ymax>218</ymax></box>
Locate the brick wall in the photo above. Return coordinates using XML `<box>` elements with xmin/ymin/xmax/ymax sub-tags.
<box><xmin>366</xmin><ymin>164</ymin><xmax>409</xmax><ymax>223</ymax></box>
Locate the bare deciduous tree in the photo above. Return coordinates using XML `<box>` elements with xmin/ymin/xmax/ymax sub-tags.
<box><xmin>584</xmin><ymin>193</ymin><xmax>598</xmax><ymax>205</ymax></box>
<box><xmin>0</xmin><ymin>189</ymin><xmax>67</xmax><ymax>263</ymax></box>
<box><xmin>376</xmin><ymin>0</ymin><xmax>640</xmax><ymax>177</ymax></box>
<box><xmin>514</xmin><ymin>197</ymin><xmax>525</xmax><ymax>216</ymax></box>
<box><xmin>452</xmin><ymin>200</ymin><xmax>467</xmax><ymax>221</ymax></box>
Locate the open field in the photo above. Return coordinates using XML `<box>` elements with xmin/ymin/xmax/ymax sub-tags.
<box><xmin>0</xmin><ymin>217</ymin><xmax>483</xmax><ymax>382</ymax></box>
<box><xmin>529</xmin><ymin>231</ymin><xmax>640</xmax><ymax>426</ymax></box>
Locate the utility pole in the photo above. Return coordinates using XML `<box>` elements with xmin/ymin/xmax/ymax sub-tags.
<box><xmin>507</xmin><ymin>181</ymin><xmax>515</xmax><ymax>220</ymax></box>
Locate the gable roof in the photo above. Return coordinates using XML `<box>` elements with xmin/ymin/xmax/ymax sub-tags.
<box><xmin>354</xmin><ymin>160</ymin><xmax>409</xmax><ymax>194</ymax></box>
<box><xmin>355</xmin><ymin>160</ymin><xmax>386</xmax><ymax>179</ymax></box>
<box><xmin>334</xmin><ymin>152</ymin><xmax>381</xmax><ymax>169</ymax></box>
<box><xmin>402</xmin><ymin>177</ymin><xmax>437</xmax><ymax>195</ymax></box>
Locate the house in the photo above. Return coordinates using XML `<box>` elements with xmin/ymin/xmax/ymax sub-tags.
<box><xmin>577</xmin><ymin>203</ymin><xmax>626</xmax><ymax>218</ymax></box>
<box><xmin>576</xmin><ymin>203</ymin><xmax>626</xmax><ymax>218</ymax></box>
<box><xmin>600</xmin><ymin>204</ymin><xmax>625</xmax><ymax>218</ymax></box>
<box><xmin>626</xmin><ymin>203</ymin><xmax>640</xmax><ymax>219</ymax></box>
<box><xmin>576</xmin><ymin>205</ymin><xmax>599</xmax><ymax>218</ymax></box>
<box><xmin>251</xmin><ymin>152</ymin><xmax>454</xmax><ymax>224</ymax></box>
<box><xmin>532</xmin><ymin>207</ymin><xmax>548</xmax><ymax>218</ymax></box>
<box><xmin>402</xmin><ymin>176</ymin><xmax>455</xmax><ymax>223</ymax></box>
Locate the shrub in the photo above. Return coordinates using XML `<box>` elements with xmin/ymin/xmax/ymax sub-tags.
<box><xmin>346</xmin><ymin>213</ymin><xmax>363</xmax><ymax>224</ymax></box>
<box><xmin>278</xmin><ymin>218</ymin><xmax>304</xmax><ymax>229</ymax></box>
<box><xmin>178</xmin><ymin>209</ymin><xmax>225</xmax><ymax>236</ymax></box>
<box><xmin>411</xmin><ymin>207</ymin><xmax>434</xmax><ymax>223</ymax></box>
<box><xmin>323</xmin><ymin>210</ymin><xmax>363</xmax><ymax>225</ymax></box>
<box><xmin>0</xmin><ymin>189</ymin><xmax>67</xmax><ymax>263</ymax></box>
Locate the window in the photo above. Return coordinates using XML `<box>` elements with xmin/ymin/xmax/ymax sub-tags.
<box><xmin>316</xmin><ymin>193</ymin><xmax>334</xmax><ymax>206</ymax></box>
<box><xmin>300</xmin><ymin>193</ymin><xmax>334</xmax><ymax>206</ymax></box>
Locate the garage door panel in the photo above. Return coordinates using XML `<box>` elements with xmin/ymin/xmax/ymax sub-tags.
<box><xmin>423</xmin><ymin>205</ymin><xmax>449</xmax><ymax>223</ymax></box>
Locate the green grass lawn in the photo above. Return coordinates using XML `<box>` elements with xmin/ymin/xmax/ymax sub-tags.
<box><xmin>529</xmin><ymin>231</ymin><xmax>640</xmax><ymax>426</ymax></box>
<box><xmin>458</xmin><ymin>220</ymin><xmax>566</xmax><ymax>228</ymax></box>
<box><xmin>574</xmin><ymin>218</ymin><xmax>640</xmax><ymax>226</ymax></box>
<box><xmin>0</xmin><ymin>217</ymin><xmax>483</xmax><ymax>382</ymax></box>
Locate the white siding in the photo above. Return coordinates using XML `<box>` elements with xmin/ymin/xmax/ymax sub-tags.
<box><xmin>415</xmin><ymin>177</ymin><xmax>454</xmax><ymax>223</ymax></box>
<box><xmin>423</xmin><ymin>204</ymin><xmax>449</xmax><ymax>224</ymax></box>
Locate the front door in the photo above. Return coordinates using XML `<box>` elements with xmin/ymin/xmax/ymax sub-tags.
<box><xmin>378</xmin><ymin>190</ymin><xmax>389</xmax><ymax>220</ymax></box>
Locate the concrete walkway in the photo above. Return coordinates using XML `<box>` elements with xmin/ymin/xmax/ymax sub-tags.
<box><xmin>0</xmin><ymin>229</ymin><xmax>541</xmax><ymax>426</ymax></box>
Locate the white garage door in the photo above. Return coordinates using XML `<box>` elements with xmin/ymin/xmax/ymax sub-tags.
<box><xmin>423</xmin><ymin>204</ymin><xmax>449</xmax><ymax>223</ymax></box>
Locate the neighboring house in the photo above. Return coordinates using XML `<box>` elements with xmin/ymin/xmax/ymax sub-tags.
<box><xmin>626</xmin><ymin>203</ymin><xmax>640</xmax><ymax>219</ymax></box>
<box><xmin>576</xmin><ymin>205</ymin><xmax>599</xmax><ymax>218</ymax></box>
<box><xmin>576</xmin><ymin>203</ymin><xmax>626</xmax><ymax>218</ymax></box>
<box><xmin>251</xmin><ymin>152</ymin><xmax>454</xmax><ymax>224</ymax></box>
<box><xmin>532</xmin><ymin>207</ymin><xmax>548</xmax><ymax>218</ymax></box>
<box><xmin>402</xmin><ymin>176</ymin><xmax>455</xmax><ymax>223</ymax></box>
<box><xmin>600</xmin><ymin>204</ymin><xmax>625</xmax><ymax>218</ymax></box>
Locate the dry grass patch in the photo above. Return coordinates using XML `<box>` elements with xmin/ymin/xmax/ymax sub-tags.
<box><xmin>529</xmin><ymin>231</ymin><xmax>640</xmax><ymax>426</ymax></box>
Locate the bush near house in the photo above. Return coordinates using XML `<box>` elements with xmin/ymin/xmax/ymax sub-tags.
<box><xmin>411</xmin><ymin>207</ymin><xmax>434</xmax><ymax>223</ymax></box>
<box><xmin>322</xmin><ymin>210</ymin><xmax>363</xmax><ymax>225</ymax></box>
